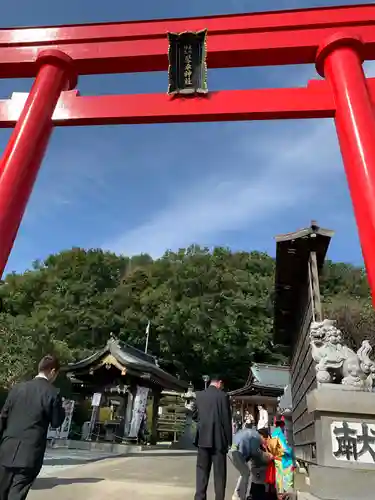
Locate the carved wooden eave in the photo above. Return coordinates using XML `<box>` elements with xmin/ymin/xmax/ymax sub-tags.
<box><xmin>64</xmin><ymin>335</ymin><xmax>188</xmax><ymax>392</ymax></box>
<box><xmin>88</xmin><ymin>354</ymin><xmax>127</xmax><ymax>376</ymax></box>
<box><xmin>273</xmin><ymin>221</ymin><xmax>334</xmax><ymax>346</ymax></box>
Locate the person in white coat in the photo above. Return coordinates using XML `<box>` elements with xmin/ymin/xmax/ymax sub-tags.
<box><xmin>256</xmin><ymin>405</ymin><xmax>269</xmax><ymax>430</ymax></box>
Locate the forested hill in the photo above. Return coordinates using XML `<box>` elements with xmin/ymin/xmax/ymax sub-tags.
<box><xmin>0</xmin><ymin>246</ymin><xmax>371</xmax><ymax>391</ymax></box>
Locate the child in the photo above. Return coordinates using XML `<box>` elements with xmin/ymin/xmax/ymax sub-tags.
<box><xmin>229</xmin><ymin>426</ymin><xmax>271</xmax><ymax>500</ymax></box>
<box><xmin>249</xmin><ymin>427</ymin><xmax>282</xmax><ymax>500</ymax></box>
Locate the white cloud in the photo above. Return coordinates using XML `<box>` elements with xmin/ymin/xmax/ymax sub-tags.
<box><xmin>104</xmin><ymin>119</ymin><xmax>339</xmax><ymax>256</ymax></box>
<box><xmin>104</xmin><ymin>62</ymin><xmax>375</xmax><ymax>258</ymax></box>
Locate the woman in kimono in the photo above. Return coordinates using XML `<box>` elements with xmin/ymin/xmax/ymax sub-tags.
<box><xmin>270</xmin><ymin>415</ymin><xmax>294</xmax><ymax>498</ymax></box>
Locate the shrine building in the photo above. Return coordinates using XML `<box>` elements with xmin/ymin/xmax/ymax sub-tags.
<box><xmin>229</xmin><ymin>362</ymin><xmax>290</xmax><ymax>425</ymax></box>
<box><xmin>64</xmin><ymin>335</ymin><xmax>187</xmax><ymax>445</ymax></box>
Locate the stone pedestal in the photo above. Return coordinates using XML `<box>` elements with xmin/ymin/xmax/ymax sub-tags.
<box><xmin>173</xmin><ymin>384</ymin><xmax>196</xmax><ymax>450</ymax></box>
<box><xmin>306</xmin><ymin>387</ymin><xmax>375</xmax><ymax>500</ymax></box>
<box><xmin>174</xmin><ymin>412</ymin><xmax>196</xmax><ymax>449</ymax></box>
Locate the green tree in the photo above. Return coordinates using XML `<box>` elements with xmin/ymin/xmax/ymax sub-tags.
<box><xmin>321</xmin><ymin>260</ymin><xmax>374</xmax><ymax>350</ymax></box>
<box><xmin>1</xmin><ymin>248</ymin><xmax>128</xmax><ymax>350</ymax></box>
<box><xmin>0</xmin><ymin>313</ymin><xmax>72</xmax><ymax>388</ymax></box>
<box><xmin>1</xmin><ymin>245</ymin><xmax>371</xmax><ymax>391</ymax></box>
<box><xmin>323</xmin><ymin>295</ymin><xmax>375</xmax><ymax>350</ymax></box>
<box><xmin>114</xmin><ymin>246</ymin><xmax>279</xmax><ymax>387</ymax></box>
<box><xmin>0</xmin><ymin>314</ymin><xmax>34</xmax><ymax>388</ymax></box>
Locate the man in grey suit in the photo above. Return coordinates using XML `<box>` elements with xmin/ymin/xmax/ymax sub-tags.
<box><xmin>0</xmin><ymin>354</ymin><xmax>65</xmax><ymax>500</ymax></box>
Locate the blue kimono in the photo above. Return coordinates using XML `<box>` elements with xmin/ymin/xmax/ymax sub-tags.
<box><xmin>271</xmin><ymin>426</ymin><xmax>294</xmax><ymax>493</ymax></box>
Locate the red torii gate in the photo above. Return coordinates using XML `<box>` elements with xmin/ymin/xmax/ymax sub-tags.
<box><xmin>1</xmin><ymin>3</ymin><xmax>375</xmax><ymax>301</ymax></box>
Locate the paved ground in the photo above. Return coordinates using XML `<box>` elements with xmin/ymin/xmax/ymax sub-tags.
<box><xmin>29</xmin><ymin>448</ymin><xmax>239</xmax><ymax>499</ymax></box>
<box><xmin>40</xmin><ymin>448</ymin><xmax>121</xmax><ymax>476</ymax></box>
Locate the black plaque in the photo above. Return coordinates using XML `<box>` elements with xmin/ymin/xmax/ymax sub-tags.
<box><xmin>167</xmin><ymin>29</ymin><xmax>208</xmax><ymax>95</ymax></box>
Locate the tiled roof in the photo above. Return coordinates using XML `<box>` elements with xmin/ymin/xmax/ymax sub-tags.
<box><xmin>250</xmin><ymin>363</ymin><xmax>290</xmax><ymax>389</ymax></box>
<box><xmin>65</xmin><ymin>336</ymin><xmax>188</xmax><ymax>392</ymax></box>
<box><xmin>229</xmin><ymin>363</ymin><xmax>290</xmax><ymax>397</ymax></box>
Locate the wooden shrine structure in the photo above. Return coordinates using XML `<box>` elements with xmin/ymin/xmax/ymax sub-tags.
<box><xmin>64</xmin><ymin>335</ymin><xmax>187</xmax><ymax>444</ymax></box>
<box><xmin>273</xmin><ymin>222</ymin><xmax>334</xmax><ymax>463</ymax></box>
<box><xmin>229</xmin><ymin>362</ymin><xmax>290</xmax><ymax>425</ymax></box>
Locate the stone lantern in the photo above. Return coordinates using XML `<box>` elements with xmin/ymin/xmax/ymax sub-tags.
<box><xmin>177</xmin><ymin>383</ymin><xmax>196</xmax><ymax>449</ymax></box>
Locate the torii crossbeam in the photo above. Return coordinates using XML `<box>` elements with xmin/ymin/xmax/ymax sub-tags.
<box><xmin>1</xmin><ymin>3</ymin><xmax>375</xmax><ymax>303</ymax></box>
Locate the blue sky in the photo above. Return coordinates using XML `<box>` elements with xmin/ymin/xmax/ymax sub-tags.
<box><xmin>1</xmin><ymin>0</ymin><xmax>373</xmax><ymax>274</ymax></box>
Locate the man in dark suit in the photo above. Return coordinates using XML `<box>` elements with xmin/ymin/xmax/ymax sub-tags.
<box><xmin>0</xmin><ymin>354</ymin><xmax>65</xmax><ymax>500</ymax></box>
<box><xmin>193</xmin><ymin>375</ymin><xmax>232</xmax><ymax>500</ymax></box>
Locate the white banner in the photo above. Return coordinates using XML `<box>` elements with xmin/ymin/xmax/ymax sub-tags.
<box><xmin>58</xmin><ymin>399</ymin><xmax>75</xmax><ymax>439</ymax></box>
<box><xmin>47</xmin><ymin>399</ymin><xmax>75</xmax><ymax>440</ymax></box>
<box><xmin>128</xmin><ymin>386</ymin><xmax>149</xmax><ymax>438</ymax></box>
<box><xmin>91</xmin><ymin>392</ymin><xmax>102</xmax><ymax>407</ymax></box>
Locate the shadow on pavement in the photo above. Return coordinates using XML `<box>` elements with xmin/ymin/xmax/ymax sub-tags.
<box><xmin>125</xmin><ymin>451</ymin><xmax>197</xmax><ymax>458</ymax></box>
<box><xmin>43</xmin><ymin>458</ymin><xmax>103</xmax><ymax>466</ymax></box>
<box><xmin>32</xmin><ymin>477</ymin><xmax>103</xmax><ymax>490</ymax></box>
<box><xmin>43</xmin><ymin>455</ymin><xmax>116</xmax><ymax>466</ymax></box>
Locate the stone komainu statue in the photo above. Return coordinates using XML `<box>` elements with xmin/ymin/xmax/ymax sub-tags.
<box><xmin>309</xmin><ymin>319</ymin><xmax>375</xmax><ymax>391</ymax></box>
